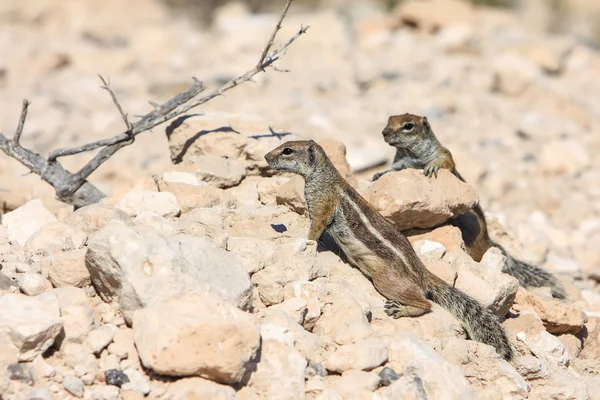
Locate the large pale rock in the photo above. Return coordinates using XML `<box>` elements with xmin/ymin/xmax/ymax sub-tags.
<box><xmin>428</xmin><ymin>250</ymin><xmax>519</xmax><ymax>316</ymax></box>
<box><xmin>1</xmin><ymin>200</ymin><xmax>57</xmax><ymax>246</ymax></box>
<box><xmin>63</xmin><ymin>204</ymin><xmax>130</xmax><ymax>236</ymax></box>
<box><xmin>325</xmin><ymin>338</ymin><xmax>388</xmax><ymax>373</ymax></box>
<box><xmin>86</xmin><ymin>221</ymin><xmax>252</xmax><ymax>324</ymax></box>
<box><xmin>514</xmin><ymin>287</ymin><xmax>587</xmax><ymax>334</ymax></box>
<box><xmin>363</xmin><ymin>169</ymin><xmax>479</xmax><ymax>231</ymax></box>
<box><xmin>43</xmin><ymin>249</ymin><xmax>91</xmax><ymax>288</ymax></box>
<box><xmin>25</xmin><ymin>222</ymin><xmax>87</xmax><ymax>256</ymax></box>
<box><xmin>53</xmin><ymin>287</ymin><xmax>99</xmax><ymax>344</ymax></box>
<box><xmin>0</xmin><ymin>292</ymin><xmax>62</xmax><ymax>361</ymax></box>
<box><xmin>133</xmin><ymin>293</ymin><xmax>260</xmax><ymax>384</ymax></box>
<box><xmin>226</xmin><ymin>236</ymin><xmax>277</xmax><ymax>275</ymax></box>
<box><xmin>238</xmin><ymin>323</ymin><xmax>307</xmax><ymax>400</ymax></box>
<box><xmin>516</xmin><ymin>330</ymin><xmax>570</xmax><ymax>367</ymax></box>
<box><xmin>283</xmin><ymin>281</ymin><xmax>321</xmax><ymax>330</ymax></box>
<box><xmin>539</xmin><ymin>139</ymin><xmax>591</xmax><ymax>175</ymax></box>
<box><xmin>193</xmin><ymin>154</ymin><xmax>246</xmax><ymax>188</ymax></box>
<box><xmin>384</xmin><ymin>331</ymin><xmax>477</xmax><ymax>399</ymax></box>
<box><xmin>164</xmin><ymin>377</ymin><xmax>237</xmax><ymax>400</ymax></box>
<box><xmin>222</xmin><ymin>205</ymin><xmax>309</xmax><ymax>241</ymax></box>
<box><xmin>116</xmin><ymin>190</ymin><xmax>180</xmax><ymax>218</ymax></box>
<box><xmin>176</xmin><ymin>208</ymin><xmax>229</xmax><ymax>248</ymax></box>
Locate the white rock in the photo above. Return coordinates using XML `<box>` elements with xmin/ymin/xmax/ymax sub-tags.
<box><xmin>239</xmin><ymin>323</ymin><xmax>307</xmax><ymax>399</ymax></box>
<box><xmin>385</xmin><ymin>331</ymin><xmax>477</xmax><ymax>399</ymax></box>
<box><xmin>133</xmin><ymin>293</ymin><xmax>260</xmax><ymax>384</ymax></box>
<box><xmin>26</xmin><ymin>388</ymin><xmax>53</xmax><ymax>400</ymax></box>
<box><xmin>122</xmin><ymin>368</ymin><xmax>152</xmax><ymax>395</ymax></box>
<box><xmin>1</xmin><ymin>200</ymin><xmax>57</xmax><ymax>246</ymax></box>
<box><xmin>116</xmin><ymin>190</ymin><xmax>180</xmax><ymax>218</ymax></box>
<box><xmin>164</xmin><ymin>377</ymin><xmax>237</xmax><ymax>399</ymax></box>
<box><xmin>85</xmin><ymin>221</ymin><xmax>252</xmax><ymax>324</ymax></box>
<box><xmin>64</xmin><ymin>204</ymin><xmax>130</xmax><ymax>236</ymax></box>
<box><xmin>516</xmin><ymin>331</ymin><xmax>570</xmax><ymax>367</ymax></box>
<box><xmin>413</xmin><ymin>240</ymin><xmax>447</xmax><ymax>259</ymax></box>
<box><xmin>90</xmin><ymin>385</ymin><xmax>119</xmax><ymax>400</ymax></box>
<box><xmin>53</xmin><ymin>287</ymin><xmax>99</xmax><ymax>344</ymax></box>
<box><xmin>44</xmin><ymin>249</ymin><xmax>91</xmax><ymax>288</ymax></box>
<box><xmin>325</xmin><ymin>338</ymin><xmax>388</xmax><ymax>373</ymax></box>
<box><xmin>226</xmin><ymin>236</ymin><xmax>277</xmax><ymax>274</ymax></box>
<box><xmin>87</xmin><ymin>325</ymin><xmax>117</xmax><ymax>355</ymax></box>
<box><xmin>269</xmin><ymin>298</ymin><xmax>309</xmax><ymax>326</ymax></box>
<box><xmin>0</xmin><ymin>292</ymin><xmax>62</xmax><ymax>361</ymax></box>
<box><xmin>25</xmin><ymin>222</ymin><xmax>87</xmax><ymax>256</ymax></box>
<box><xmin>283</xmin><ymin>281</ymin><xmax>321</xmax><ymax>331</ymax></box>
<box><xmin>18</xmin><ymin>273</ymin><xmax>52</xmax><ymax>296</ymax></box>
<box><xmin>193</xmin><ymin>154</ymin><xmax>246</xmax><ymax>188</ymax></box>
<box><xmin>63</xmin><ymin>375</ymin><xmax>84</xmax><ymax>398</ymax></box>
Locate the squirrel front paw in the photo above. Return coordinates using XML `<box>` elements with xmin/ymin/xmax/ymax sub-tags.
<box><xmin>423</xmin><ymin>161</ymin><xmax>443</xmax><ymax>178</ymax></box>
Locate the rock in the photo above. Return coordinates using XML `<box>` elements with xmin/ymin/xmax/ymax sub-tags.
<box><xmin>132</xmin><ymin>293</ymin><xmax>260</xmax><ymax>384</ymax></box>
<box><xmin>7</xmin><ymin>363</ymin><xmax>33</xmax><ymax>383</ymax></box>
<box><xmin>44</xmin><ymin>249</ymin><xmax>91</xmax><ymax>288</ymax></box>
<box><xmin>363</xmin><ymin>169</ymin><xmax>479</xmax><ymax>231</ymax></box>
<box><xmin>91</xmin><ymin>385</ymin><xmax>120</xmax><ymax>400</ymax></box>
<box><xmin>61</xmin><ymin>343</ymin><xmax>98</xmax><ymax>372</ymax></box>
<box><xmin>1</xmin><ymin>199</ymin><xmax>57</xmax><ymax>246</ymax></box>
<box><xmin>426</xmin><ymin>251</ymin><xmax>518</xmax><ymax>316</ymax></box>
<box><xmin>491</xmin><ymin>53</ymin><xmax>539</xmax><ymax>96</ymax></box>
<box><xmin>412</xmin><ymin>239</ymin><xmax>447</xmax><ymax>259</ymax></box>
<box><xmin>385</xmin><ymin>331</ymin><xmax>477</xmax><ymax>399</ymax></box>
<box><xmin>0</xmin><ymin>271</ymin><xmax>17</xmax><ymax>290</ymax></box>
<box><xmin>25</xmin><ymin>222</ymin><xmax>87</xmax><ymax>256</ymax></box>
<box><xmin>17</xmin><ymin>273</ymin><xmax>52</xmax><ymax>296</ymax></box>
<box><xmin>325</xmin><ymin>338</ymin><xmax>388</xmax><ymax>373</ymax></box>
<box><xmin>335</xmin><ymin>370</ymin><xmax>381</xmax><ymax>396</ymax></box>
<box><xmin>26</xmin><ymin>388</ymin><xmax>53</xmax><ymax>400</ymax></box>
<box><xmin>539</xmin><ymin>139</ymin><xmax>591</xmax><ymax>175</ymax></box>
<box><xmin>53</xmin><ymin>287</ymin><xmax>99</xmax><ymax>344</ymax></box>
<box><xmin>87</xmin><ymin>325</ymin><xmax>116</xmax><ymax>355</ymax></box>
<box><xmin>176</xmin><ymin>208</ymin><xmax>229</xmax><ymax>248</ymax></box>
<box><xmin>516</xmin><ymin>331</ymin><xmax>570</xmax><ymax>367</ymax></box>
<box><xmin>558</xmin><ymin>334</ymin><xmax>582</xmax><ymax>359</ymax></box>
<box><xmin>63</xmin><ymin>204</ymin><xmax>130</xmax><ymax>236</ymax></box>
<box><xmin>105</xmin><ymin>369</ymin><xmax>129</xmax><ymax>387</ymax></box>
<box><xmin>275</xmin><ymin>175</ymin><xmax>306</xmax><ymax>215</ymax></box>
<box><xmin>193</xmin><ymin>154</ymin><xmax>246</xmax><ymax>188</ymax></box>
<box><xmin>238</xmin><ymin>323</ymin><xmax>307</xmax><ymax>400</ymax></box>
<box><xmin>378</xmin><ymin>366</ymin><xmax>400</xmax><ymax>387</ymax></box>
<box><xmin>164</xmin><ymin>377</ymin><xmax>237</xmax><ymax>400</ymax></box>
<box><xmin>579</xmin><ymin>318</ymin><xmax>600</xmax><ymax>360</ymax></box>
<box><xmin>0</xmin><ymin>292</ymin><xmax>62</xmax><ymax>361</ymax></box>
<box><xmin>514</xmin><ymin>287</ymin><xmax>587</xmax><ymax>334</ymax></box>
<box><xmin>86</xmin><ymin>221</ymin><xmax>252</xmax><ymax>324</ymax></box>
<box><xmin>283</xmin><ymin>281</ymin><xmax>321</xmax><ymax>331</ymax></box>
<box><xmin>226</xmin><ymin>236</ymin><xmax>276</xmax><ymax>275</ymax></box>
<box><xmin>116</xmin><ymin>190</ymin><xmax>180</xmax><ymax>218</ymax></box>
<box><xmin>407</xmin><ymin>225</ymin><xmax>465</xmax><ymax>255</ymax></box>
<box><xmin>64</xmin><ymin>375</ymin><xmax>85</xmax><ymax>398</ymax></box>
<box><xmin>122</xmin><ymin>369</ymin><xmax>152</xmax><ymax>395</ymax></box>
<box><xmin>157</xmin><ymin>177</ymin><xmax>233</xmax><ymax>212</ymax></box>
<box><xmin>268</xmin><ymin>298</ymin><xmax>309</xmax><ymax>326</ymax></box>
<box><xmin>30</xmin><ymin>355</ymin><xmax>56</xmax><ymax>380</ymax></box>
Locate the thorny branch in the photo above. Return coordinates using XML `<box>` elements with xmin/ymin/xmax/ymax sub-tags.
<box><xmin>0</xmin><ymin>0</ymin><xmax>307</xmax><ymax>208</ymax></box>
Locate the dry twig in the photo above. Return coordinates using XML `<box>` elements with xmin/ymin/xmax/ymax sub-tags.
<box><xmin>0</xmin><ymin>0</ymin><xmax>307</xmax><ymax>208</ymax></box>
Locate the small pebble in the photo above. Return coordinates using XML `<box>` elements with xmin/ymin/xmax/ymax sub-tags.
<box><xmin>64</xmin><ymin>375</ymin><xmax>85</xmax><ymax>398</ymax></box>
<box><xmin>8</xmin><ymin>363</ymin><xmax>33</xmax><ymax>384</ymax></box>
<box><xmin>26</xmin><ymin>388</ymin><xmax>52</xmax><ymax>400</ymax></box>
<box><xmin>105</xmin><ymin>369</ymin><xmax>129</xmax><ymax>387</ymax></box>
<box><xmin>378</xmin><ymin>366</ymin><xmax>400</xmax><ymax>387</ymax></box>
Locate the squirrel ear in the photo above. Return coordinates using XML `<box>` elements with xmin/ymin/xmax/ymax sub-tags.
<box><xmin>421</xmin><ymin>116</ymin><xmax>430</xmax><ymax>129</ymax></box>
<box><xmin>307</xmin><ymin>142</ymin><xmax>316</xmax><ymax>166</ymax></box>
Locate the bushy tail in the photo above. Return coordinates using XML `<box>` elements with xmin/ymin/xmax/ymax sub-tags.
<box><xmin>493</xmin><ymin>241</ymin><xmax>566</xmax><ymax>300</ymax></box>
<box><xmin>426</xmin><ymin>280</ymin><xmax>513</xmax><ymax>361</ymax></box>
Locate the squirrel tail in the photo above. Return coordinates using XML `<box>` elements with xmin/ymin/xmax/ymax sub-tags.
<box><xmin>493</xmin><ymin>241</ymin><xmax>566</xmax><ymax>300</ymax></box>
<box><xmin>426</xmin><ymin>279</ymin><xmax>513</xmax><ymax>361</ymax></box>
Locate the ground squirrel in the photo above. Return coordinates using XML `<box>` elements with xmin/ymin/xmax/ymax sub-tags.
<box><xmin>265</xmin><ymin>140</ymin><xmax>513</xmax><ymax>360</ymax></box>
<box><xmin>373</xmin><ymin>113</ymin><xmax>566</xmax><ymax>300</ymax></box>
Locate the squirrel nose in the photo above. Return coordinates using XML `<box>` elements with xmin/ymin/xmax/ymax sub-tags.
<box><xmin>382</xmin><ymin>128</ymin><xmax>390</xmax><ymax>137</ymax></box>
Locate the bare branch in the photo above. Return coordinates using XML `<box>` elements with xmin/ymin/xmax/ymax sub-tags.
<box><xmin>257</xmin><ymin>0</ymin><xmax>293</xmax><ymax>69</ymax></box>
<box><xmin>98</xmin><ymin>75</ymin><xmax>133</xmax><ymax>131</ymax></box>
<box><xmin>0</xmin><ymin>0</ymin><xmax>307</xmax><ymax>207</ymax></box>
<box><xmin>13</xmin><ymin>99</ymin><xmax>30</xmax><ymax>145</ymax></box>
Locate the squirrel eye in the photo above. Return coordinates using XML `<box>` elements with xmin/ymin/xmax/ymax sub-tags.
<box><xmin>282</xmin><ymin>147</ymin><xmax>294</xmax><ymax>155</ymax></box>
<box><xmin>402</xmin><ymin>122</ymin><xmax>415</xmax><ymax>131</ymax></box>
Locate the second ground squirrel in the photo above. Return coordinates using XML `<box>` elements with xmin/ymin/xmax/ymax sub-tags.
<box><xmin>265</xmin><ymin>140</ymin><xmax>513</xmax><ymax>360</ymax></box>
<box><xmin>373</xmin><ymin>113</ymin><xmax>566</xmax><ymax>300</ymax></box>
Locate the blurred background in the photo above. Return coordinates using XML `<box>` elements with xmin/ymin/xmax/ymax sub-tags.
<box><xmin>0</xmin><ymin>0</ymin><xmax>598</xmax><ymax>289</ymax></box>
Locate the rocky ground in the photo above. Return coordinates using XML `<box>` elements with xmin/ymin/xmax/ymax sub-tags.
<box><xmin>1</xmin><ymin>0</ymin><xmax>599</xmax><ymax>399</ymax></box>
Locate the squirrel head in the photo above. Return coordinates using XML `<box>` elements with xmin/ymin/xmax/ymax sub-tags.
<box><xmin>264</xmin><ymin>140</ymin><xmax>326</xmax><ymax>177</ymax></box>
<box><xmin>382</xmin><ymin>113</ymin><xmax>432</xmax><ymax>148</ymax></box>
